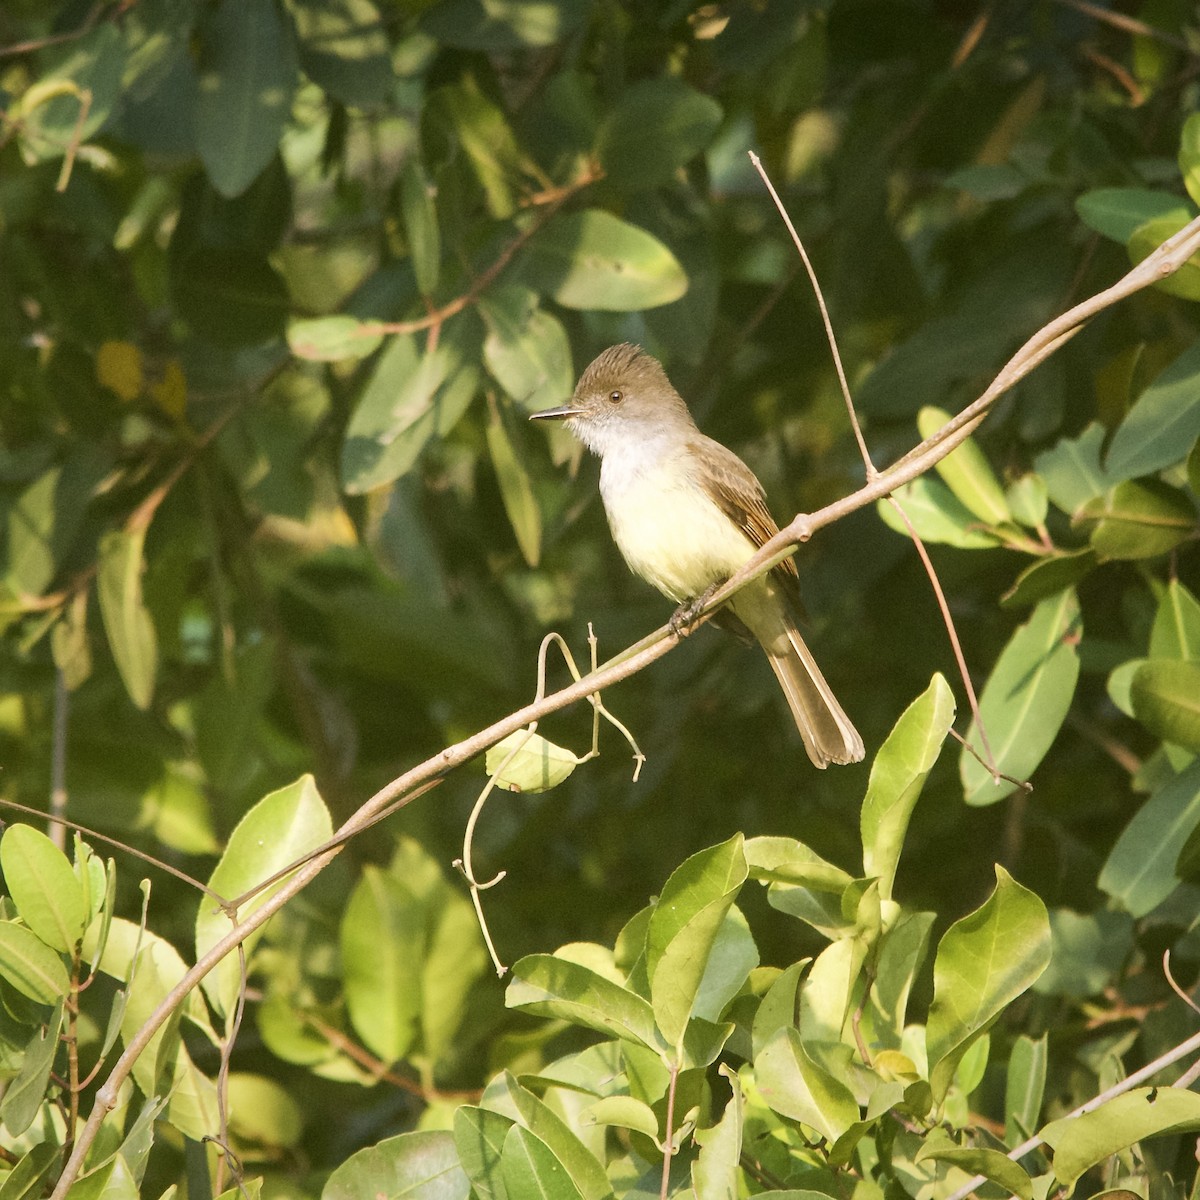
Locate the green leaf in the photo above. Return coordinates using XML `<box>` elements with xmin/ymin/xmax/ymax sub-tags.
<box><xmin>961</xmin><ymin>590</ymin><xmax>1081</xmax><ymax>805</ymax></box>
<box><xmin>227</xmin><ymin>1073</ymin><xmax>304</xmax><ymax>1149</ymax></box>
<box><xmin>486</xmin><ymin>402</ymin><xmax>542</xmax><ymax>567</ymax></box>
<box><xmin>917</xmin><ymin>406</ymin><xmax>1011</xmax><ymax>525</ymax></box>
<box><xmin>1033</xmin><ymin>423</ymin><xmax>1118</xmax><ymax>516</ymax></box>
<box><xmin>486</xmin><ymin>730</ymin><xmax>580</xmax><ymax>792</ymax></box>
<box><xmin>0</xmin><ymin>825</ymin><xmax>87</xmax><ymax>953</ymax></box>
<box><xmin>1075</xmin><ymin>187</ymin><xmax>1192</xmax><ymax>243</ymax></box>
<box><xmin>291</xmin><ymin>0</ymin><xmax>392</xmax><ymax>109</ymax></box>
<box><xmin>171</xmin><ymin>246</ymin><xmax>291</xmax><ymax>345</ymax></box>
<box><xmin>522</xmin><ymin>210</ymin><xmax>688</xmax><ymax>311</ymax></box>
<box><xmin>97</xmin><ymin>528</ymin><xmax>158</xmax><ymax>711</ymax></box>
<box><xmin>195</xmin><ymin>0</ymin><xmax>298</xmax><ymax>198</ymax></box>
<box><xmin>400</xmin><ymin>159</ymin><xmax>441</xmax><ymax>297</ymax></box>
<box><xmin>486</xmin><ymin>1073</ymin><xmax>612</xmax><ymax>1200</ymax></box>
<box><xmin>646</xmin><ymin>834</ymin><xmax>748</xmax><ymax>1047</ymax></box>
<box><xmin>1000</xmin><ymin>549</ymin><xmax>1097</xmax><ymax>610</ymax></box>
<box><xmin>83</xmin><ymin>918</ymin><xmax>219</xmax><ymax>1140</ymax></box>
<box><xmin>480</xmin><ymin>286</ymin><xmax>574</xmax><ymax>411</ymax></box>
<box><xmin>287</xmin><ymin>315</ymin><xmax>382</xmax><ymax>362</ymax></box>
<box><xmin>877</xmin><ymin>476</ymin><xmax>1002</xmax><ymax>549</ymax></box>
<box><xmin>598</xmin><ymin>78</ymin><xmax>723</xmax><ymax>189</ymax></box>
<box><xmin>454</xmin><ymin>1106</ymin><xmax>511</xmax><ymax>1200</ymax></box>
<box><xmin>1034</xmin><ymin>909</ymin><xmax>1132</xmax><ymax>998</ymax></box>
<box><xmin>1181</xmin><ymin>113</ymin><xmax>1200</xmax><ymax>208</ymax></box>
<box><xmin>926</xmin><ymin>866</ymin><xmax>1050</xmax><ymax>1103</ymax></box>
<box><xmin>867</xmin><ymin>911</ymin><xmax>935</xmax><ymax>1047</ymax></box>
<box><xmin>1004</xmin><ymin>1033</ymin><xmax>1047</xmax><ymax>1146</ymax></box>
<box><xmin>1131</xmin><ymin>660</ymin><xmax>1200</xmax><ymax>750</ymax></box>
<box><xmin>691</xmin><ymin>1065</ymin><xmax>744</xmax><ymax>1200</ymax></box>
<box><xmin>582</xmin><ymin>1095</ymin><xmax>659</xmax><ymax>1140</ymax></box>
<box><xmin>1076</xmin><ymin>479</ymin><xmax>1196</xmax><ymax>560</ymax></box>
<box><xmin>501</xmin><ymin>1125</ymin><xmax>583</xmax><ymax>1200</ymax></box>
<box><xmin>342</xmin><ymin>328</ymin><xmax>481</xmax><ymax>493</ymax></box>
<box><xmin>341</xmin><ymin>866</ymin><xmax>424</xmax><ymax>1063</ymax></box>
<box><xmin>1040</xmin><ymin>1088</ymin><xmax>1200</xmax><ymax>1190</ymax></box>
<box><xmin>197</xmin><ymin>774</ymin><xmax>333</xmax><ymax>1016</ymax></box>
<box><xmin>1005</xmin><ymin>474</ymin><xmax>1048</xmax><ymax>528</ymax></box>
<box><xmin>429</xmin><ymin>76</ymin><xmax>526</xmax><ymax>218</ymax></box>
<box><xmin>861</xmin><ymin>674</ymin><xmax>956</xmax><ymax>902</ymax></box>
<box><xmin>0</xmin><ymin>1144</ymin><xmax>61</xmax><ymax>1200</ymax></box>
<box><xmin>914</xmin><ymin>1143</ymin><xmax>1033</xmax><ymax>1200</ymax></box>
<box><xmin>755</xmin><ymin>1026</ymin><xmax>859</xmax><ymax>1141</ymax></box>
<box><xmin>505</xmin><ymin>953</ymin><xmax>662</xmax><ymax>1052</ymax></box>
<box><xmin>1151</xmin><ymin>580</ymin><xmax>1200</xmax><ymax>661</ymax></box>
<box><xmin>1</xmin><ymin>1003</ymin><xmax>61</xmax><ymax>1138</ymax></box>
<box><xmin>1099</xmin><ymin>758</ymin><xmax>1200</xmax><ymax>916</ymax></box>
<box><xmin>1105</xmin><ymin>340</ymin><xmax>1200</xmax><ymax>480</ymax></box>
<box><xmin>744</xmin><ymin>836</ymin><xmax>854</xmax><ymax>892</ymax></box>
<box><xmin>322</xmin><ymin>1130</ymin><xmax>470</xmax><ymax>1200</ymax></box>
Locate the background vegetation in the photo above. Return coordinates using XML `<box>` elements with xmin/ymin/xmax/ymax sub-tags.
<box><xmin>3</xmin><ymin>0</ymin><xmax>1200</xmax><ymax>1196</ymax></box>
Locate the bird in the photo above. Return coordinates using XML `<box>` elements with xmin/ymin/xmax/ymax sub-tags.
<box><xmin>530</xmin><ymin>343</ymin><xmax>864</xmax><ymax>768</ymax></box>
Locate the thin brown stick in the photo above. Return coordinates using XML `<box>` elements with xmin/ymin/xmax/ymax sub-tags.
<box><xmin>660</xmin><ymin>1060</ymin><xmax>680</xmax><ymax>1200</ymax></box>
<box><xmin>1053</xmin><ymin>0</ymin><xmax>1193</xmax><ymax>52</ymax></box>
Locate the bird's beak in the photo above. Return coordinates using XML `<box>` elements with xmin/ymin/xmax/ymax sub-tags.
<box><xmin>529</xmin><ymin>404</ymin><xmax>584</xmax><ymax>422</ymax></box>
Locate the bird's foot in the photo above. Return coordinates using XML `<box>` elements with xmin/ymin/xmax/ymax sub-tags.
<box><xmin>670</xmin><ymin>584</ymin><xmax>721</xmax><ymax>637</ymax></box>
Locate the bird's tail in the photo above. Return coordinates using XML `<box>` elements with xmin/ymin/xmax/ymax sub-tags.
<box><xmin>764</xmin><ymin>623</ymin><xmax>864</xmax><ymax>768</ymax></box>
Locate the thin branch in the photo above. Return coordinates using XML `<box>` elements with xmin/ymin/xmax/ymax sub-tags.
<box><xmin>1053</xmin><ymin>0</ymin><xmax>1194</xmax><ymax>52</ymax></box>
<box><xmin>48</xmin><ymin>189</ymin><xmax>1200</xmax><ymax>1200</ymax></box>
<box><xmin>363</xmin><ymin>162</ymin><xmax>601</xmax><ymax>338</ymax></box>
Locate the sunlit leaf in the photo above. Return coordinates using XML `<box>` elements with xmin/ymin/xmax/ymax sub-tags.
<box><xmin>0</xmin><ymin>825</ymin><xmax>87</xmax><ymax>954</ymax></box>
<box><xmin>877</xmin><ymin>476</ymin><xmax>1002</xmax><ymax>549</ymax></box>
<box><xmin>287</xmin><ymin>315</ymin><xmax>382</xmax><ymax>362</ymax></box>
<box><xmin>1041</xmin><ymin>1088</ymin><xmax>1200</xmax><ymax>1190</ymax></box>
<box><xmin>1075</xmin><ymin>187</ymin><xmax>1191</xmax><ymax>243</ymax></box>
<box><xmin>1131</xmin><ymin>659</ymin><xmax>1200</xmax><ymax>750</ymax></box>
<box><xmin>97</xmin><ymin>527</ymin><xmax>158</xmax><ymax>711</ymax></box>
<box><xmin>486</xmin><ymin>731</ymin><xmax>580</xmax><ymax>792</ymax></box>
<box><xmin>322</xmin><ymin>1130</ymin><xmax>470</xmax><ymax>1200</ymax></box>
<box><xmin>917</xmin><ymin>406</ymin><xmax>1011</xmax><ymax>525</ymax></box>
<box><xmin>961</xmin><ymin>590</ymin><xmax>1081</xmax><ymax>805</ymax></box>
<box><xmin>486</xmin><ymin>402</ymin><xmax>542</xmax><ymax>567</ymax></box>
<box><xmin>522</xmin><ymin>210</ymin><xmax>688</xmax><ymax>311</ymax></box>
<box><xmin>926</xmin><ymin>867</ymin><xmax>1050</xmax><ymax>1103</ymax></box>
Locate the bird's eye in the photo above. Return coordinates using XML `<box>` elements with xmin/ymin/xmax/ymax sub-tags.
<box><xmin>609</xmin><ymin>390</ymin><xmax>623</xmax><ymax>404</ymax></box>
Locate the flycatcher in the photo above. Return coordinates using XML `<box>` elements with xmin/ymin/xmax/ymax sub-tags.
<box><xmin>531</xmin><ymin>342</ymin><xmax>864</xmax><ymax>769</ymax></box>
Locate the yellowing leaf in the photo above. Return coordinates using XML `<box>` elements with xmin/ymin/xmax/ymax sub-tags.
<box><xmin>150</xmin><ymin>359</ymin><xmax>187</xmax><ymax>419</ymax></box>
<box><xmin>96</xmin><ymin>340</ymin><xmax>144</xmax><ymax>402</ymax></box>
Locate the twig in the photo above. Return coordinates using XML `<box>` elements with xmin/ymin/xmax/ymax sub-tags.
<box><xmin>660</xmin><ymin>1060</ymin><xmax>680</xmax><ymax>1200</ymax></box>
<box><xmin>48</xmin><ymin>190</ymin><xmax>1200</xmax><ymax>1200</ymax></box>
<box><xmin>1053</xmin><ymin>0</ymin><xmax>1194</xmax><ymax>52</ymax></box>
<box><xmin>363</xmin><ymin>162</ymin><xmax>601</xmax><ymax>338</ymax></box>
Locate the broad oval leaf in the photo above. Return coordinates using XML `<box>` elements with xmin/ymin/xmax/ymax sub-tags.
<box><xmin>1106</xmin><ymin>339</ymin><xmax>1200</xmax><ymax>480</ymax></box>
<box><xmin>522</xmin><ymin>210</ymin><xmax>688</xmax><ymax>311</ymax></box>
<box><xmin>1099</xmin><ymin>757</ymin><xmax>1200</xmax><ymax>917</ymax></box>
<box><xmin>755</xmin><ymin>1026</ymin><xmax>859</xmax><ymax>1142</ymax></box>
<box><xmin>1040</xmin><ymin>1088</ymin><xmax>1200</xmax><ymax>1191</ymax></box>
<box><xmin>961</xmin><ymin>590</ymin><xmax>1081</xmax><ymax>805</ymax></box>
<box><xmin>1074</xmin><ymin>187</ymin><xmax>1192</xmax><ymax>243</ymax></box>
<box><xmin>341</xmin><ymin>866</ymin><xmax>423</xmax><ymax>1063</ymax></box>
<box><xmin>1129</xmin><ymin>213</ymin><xmax>1200</xmax><ymax>301</ymax></box>
<box><xmin>926</xmin><ymin>866</ymin><xmax>1050</xmax><ymax>1103</ymax></box>
<box><xmin>322</xmin><ymin>1129</ymin><xmax>470</xmax><ymax>1200</ymax></box>
<box><xmin>877</xmin><ymin>476</ymin><xmax>1002</xmax><ymax>549</ymax></box>
<box><xmin>287</xmin><ymin>315</ymin><xmax>382</xmax><ymax>362</ymax></box>
<box><xmin>501</xmin><ymin>1125</ymin><xmax>583</xmax><ymax>1200</ymax></box>
<box><xmin>598</xmin><ymin>78</ymin><xmax>723</xmax><ymax>189</ymax></box>
<box><xmin>0</xmin><ymin>922</ymin><xmax>69</xmax><ymax>1005</ymax></box>
<box><xmin>197</xmin><ymin>774</ymin><xmax>333</xmax><ymax>1016</ymax></box>
<box><xmin>0</xmin><ymin>825</ymin><xmax>87</xmax><ymax>953</ymax></box>
<box><xmin>914</xmin><ymin>1143</ymin><xmax>1033</xmax><ymax>1200</ymax></box>
<box><xmin>480</xmin><ymin>286</ymin><xmax>574</xmax><ymax>411</ymax></box>
<box><xmin>400</xmin><ymin>158</ymin><xmax>441</xmax><ymax>296</ymax></box>
<box><xmin>1000</xmin><ymin>549</ymin><xmax>1097</xmax><ymax>610</ymax></box>
<box><xmin>1131</xmin><ymin>659</ymin><xmax>1200</xmax><ymax>751</ymax></box>
<box><xmin>486</xmin><ymin>731</ymin><xmax>579</xmax><ymax>792</ymax></box>
<box><xmin>1004</xmin><ymin>1033</ymin><xmax>1047</xmax><ymax>1147</ymax></box>
<box><xmin>647</xmin><ymin>834</ymin><xmax>748</xmax><ymax>1048</ymax></box>
<box><xmin>292</xmin><ymin>0</ymin><xmax>392</xmax><ymax>109</ymax></box>
<box><xmin>1076</xmin><ymin>479</ymin><xmax>1196</xmax><ymax>561</ymax></box>
<box><xmin>195</xmin><ymin>0</ymin><xmax>298</xmax><ymax>198</ymax></box>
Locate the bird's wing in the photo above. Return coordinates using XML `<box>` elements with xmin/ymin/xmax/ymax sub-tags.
<box><xmin>687</xmin><ymin>435</ymin><xmax>801</xmax><ymax>583</ymax></box>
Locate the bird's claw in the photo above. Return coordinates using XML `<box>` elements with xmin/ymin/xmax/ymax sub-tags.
<box><xmin>670</xmin><ymin>584</ymin><xmax>720</xmax><ymax>637</ymax></box>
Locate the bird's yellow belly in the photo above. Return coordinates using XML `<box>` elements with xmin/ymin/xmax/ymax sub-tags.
<box><xmin>601</xmin><ymin>464</ymin><xmax>757</xmax><ymax>603</ymax></box>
